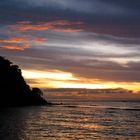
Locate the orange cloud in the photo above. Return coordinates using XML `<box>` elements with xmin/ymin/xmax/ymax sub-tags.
<box><xmin>32</xmin><ymin>37</ymin><xmax>47</xmax><ymax>43</ymax></box>
<box><xmin>53</xmin><ymin>28</ymin><xmax>83</xmax><ymax>33</ymax></box>
<box><xmin>1</xmin><ymin>20</ymin><xmax>82</xmax><ymax>50</ymax></box>
<box><xmin>9</xmin><ymin>20</ymin><xmax>83</xmax><ymax>32</ymax></box>
<box><xmin>0</xmin><ymin>36</ymin><xmax>47</xmax><ymax>50</ymax></box>
<box><xmin>0</xmin><ymin>36</ymin><xmax>29</xmax><ymax>43</ymax></box>
<box><xmin>0</xmin><ymin>44</ymin><xmax>29</xmax><ymax>50</ymax></box>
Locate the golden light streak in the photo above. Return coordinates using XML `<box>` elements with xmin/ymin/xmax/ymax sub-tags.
<box><xmin>22</xmin><ymin>70</ymin><xmax>78</xmax><ymax>81</ymax></box>
<box><xmin>22</xmin><ymin>70</ymin><xmax>140</xmax><ymax>91</ymax></box>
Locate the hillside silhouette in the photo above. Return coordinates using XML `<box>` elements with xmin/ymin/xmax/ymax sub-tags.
<box><xmin>0</xmin><ymin>56</ymin><xmax>49</xmax><ymax>107</ymax></box>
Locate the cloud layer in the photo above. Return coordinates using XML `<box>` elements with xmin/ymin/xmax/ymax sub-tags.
<box><xmin>0</xmin><ymin>0</ymin><xmax>140</xmax><ymax>90</ymax></box>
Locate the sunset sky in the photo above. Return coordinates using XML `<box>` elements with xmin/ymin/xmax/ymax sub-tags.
<box><xmin>0</xmin><ymin>0</ymin><xmax>140</xmax><ymax>91</ymax></box>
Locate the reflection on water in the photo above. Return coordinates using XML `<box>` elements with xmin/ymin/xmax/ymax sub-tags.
<box><xmin>0</xmin><ymin>101</ymin><xmax>140</xmax><ymax>140</ymax></box>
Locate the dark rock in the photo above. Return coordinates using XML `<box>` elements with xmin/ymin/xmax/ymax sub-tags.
<box><xmin>0</xmin><ymin>56</ymin><xmax>49</xmax><ymax>107</ymax></box>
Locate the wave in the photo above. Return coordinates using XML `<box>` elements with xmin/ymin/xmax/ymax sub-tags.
<box><xmin>107</xmin><ymin>107</ymin><xmax>140</xmax><ymax>111</ymax></box>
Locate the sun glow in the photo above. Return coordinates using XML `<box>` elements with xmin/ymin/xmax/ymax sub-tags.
<box><xmin>61</xmin><ymin>83</ymin><xmax>114</xmax><ymax>89</ymax></box>
<box><xmin>22</xmin><ymin>70</ymin><xmax>78</xmax><ymax>81</ymax></box>
<box><xmin>22</xmin><ymin>70</ymin><xmax>140</xmax><ymax>91</ymax></box>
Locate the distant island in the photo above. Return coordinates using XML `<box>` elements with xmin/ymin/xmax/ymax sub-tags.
<box><xmin>0</xmin><ymin>56</ymin><xmax>50</xmax><ymax>107</ymax></box>
<box><xmin>44</xmin><ymin>88</ymin><xmax>133</xmax><ymax>94</ymax></box>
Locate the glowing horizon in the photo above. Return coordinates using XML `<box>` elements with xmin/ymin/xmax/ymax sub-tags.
<box><xmin>22</xmin><ymin>69</ymin><xmax>140</xmax><ymax>92</ymax></box>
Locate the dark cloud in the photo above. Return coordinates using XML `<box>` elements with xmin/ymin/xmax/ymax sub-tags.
<box><xmin>1</xmin><ymin>47</ymin><xmax>140</xmax><ymax>82</ymax></box>
<box><xmin>0</xmin><ymin>0</ymin><xmax>140</xmax><ymax>37</ymax></box>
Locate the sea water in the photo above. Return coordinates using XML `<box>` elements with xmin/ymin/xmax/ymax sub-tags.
<box><xmin>0</xmin><ymin>100</ymin><xmax>140</xmax><ymax>140</ymax></box>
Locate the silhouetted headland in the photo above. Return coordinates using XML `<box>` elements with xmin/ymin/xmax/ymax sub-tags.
<box><xmin>0</xmin><ymin>56</ymin><xmax>51</xmax><ymax>107</ymax></box>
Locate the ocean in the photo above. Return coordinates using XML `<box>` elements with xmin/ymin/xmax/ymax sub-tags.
<box><xmin>0</xmin><ymin>99</ymin><xmax>140</xmax><ymax>140</ymax></box>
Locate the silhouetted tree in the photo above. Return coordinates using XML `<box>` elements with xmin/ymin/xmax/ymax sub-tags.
<box><xmin>32</xmin><ymin>88</ymin><xmax>43</xmax><ymax>96</ymax></box>
<box><xmin>0</xmin><ymin>56</ymin><xmax>48</xmax><ymax>107</ymax></box>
